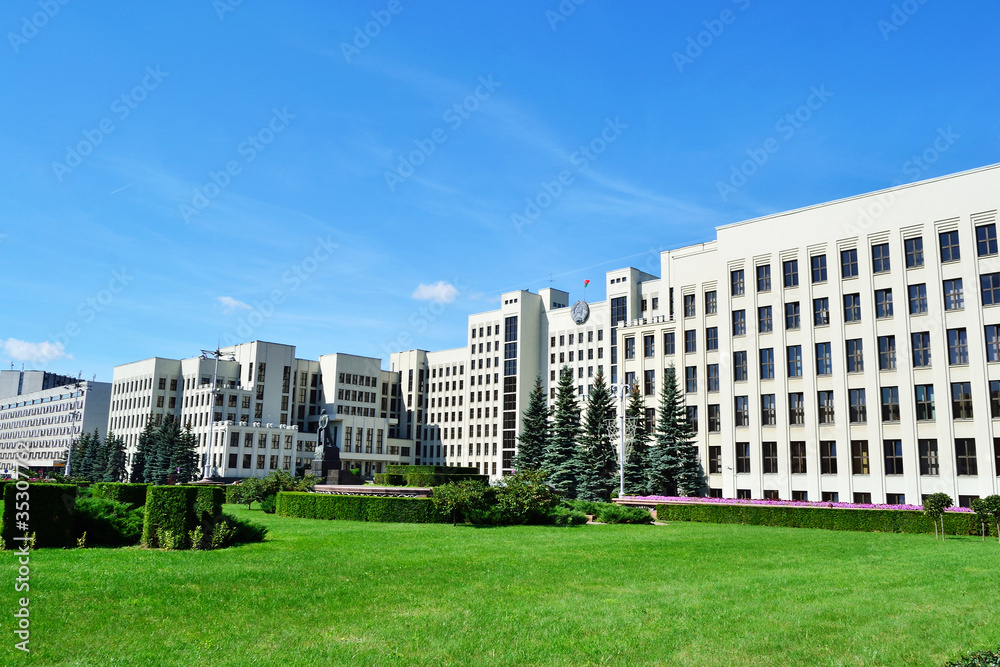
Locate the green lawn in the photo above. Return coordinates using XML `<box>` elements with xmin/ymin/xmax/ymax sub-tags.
<box><xmin>6</xmin><ymin>506</ymin><xmax>1000</xmax><ymax>667</ymax></box>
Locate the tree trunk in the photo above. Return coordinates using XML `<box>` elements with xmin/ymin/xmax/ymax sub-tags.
<box><xmin>933</xmin><ymin>520</ymin><xmax>938</xmax><ymax>541</ymax></box>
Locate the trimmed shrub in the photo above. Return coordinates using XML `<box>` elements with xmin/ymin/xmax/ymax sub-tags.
<box><xmin>654</xmin><ymin>502</ymin><xmax>990</xmax><ymax>535</ymax></box>
<box><xmin>260</xmin><ymin>494</ymin><xmax>276</xmax><ymax>514</ymax></box>
<box><xmin>1</xmin><ymin>483</ymin><xmax>78</xmax><ymax>548</ymax></box>
<box><xmin>276</xmin><ymin>492</ymin><xmax>447</xmax><ymax>523</ymax></box>
<box><xmin>217</xmin><ymin>514</ymin><xmax>267</xmax><ymax>547</ymax></box>
<box><xmin>91</xmin><ymin>483</ymin><xmax>150</xmax><ymax>509</ymax></box>
<box><xmin>225</xmin><ymin>484</ymin><xmax>242</xmax><ymax>504</ymax></box>
<box><xmin>597</xmin><ymin>504</ymin><xmax>654</xmax><ymax>525</ymax></box>
<box><xmin>74</xmin><ymin>497</ymin><xmax>144</xmax><ymax>546</ymax></box>
<box><xmin>942</xmin><ymin>644</ymin><xmax>1000</xmax><ymax>667</ymax></box>
<box><xmin>550</xmin><ymin>506</ymin><xmax>588</xmax><ymax>526</ymax></box>
<box><xmin>142</xmin><ymin>486</ymin><xmax>225</xmax><ymax>549</ymax></box>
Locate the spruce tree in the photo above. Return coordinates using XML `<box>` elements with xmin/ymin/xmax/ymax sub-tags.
<box><xmin>623</xmin><ymin>387</ymin><xmax>651</xmax><ymax>495</ymax></box>
<box><xmin>70</xmin><ymin>430</ymin><xmax>94</xmax><ymax>480</ymax></box>
<box><xmin>172</xmin><ymin>422</ymin><xmax>200</xmax><ymax>483</ymax></box>
<box><xmin>648</xmin><ymin>365</ymin><xmax>687</xmax><ymax>496</ymax></box>
<box><xmin>544</xmin><ymin>366</ymin><xmax>582</xmax><ymax>498</ymax></box>
<box><xmin>103</xmin><ymin>432</ymin><xmax>128</xmax><ymax>482</ymax></box>
<box><xmin>131</xmin><ymin>417</ymin><xmax>156</xmax><ymax>483</ymax></box>
<box><xmin>148</xmin><ymin>415</ymin><xmax>179</xmax><ymax>485</ymax></box>
<box><xmin>78</xmin><ymin>429</ymin><xmax>105</xmax><ymax>482</ymax></box>
<box><xmin>576</xmin><ymin>369</ymin><xmax>618</xmax><ymax>502</ymax></box>
<box><xmin>512</xmin><ymin>375</ymin><xmax>549</xmax><ymax>471</ymax></box>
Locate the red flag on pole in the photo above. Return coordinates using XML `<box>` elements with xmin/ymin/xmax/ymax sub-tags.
<box><xmin>584</xmin><ymin>279</ymin><xmax>590</xmax><ymax>287</ymax></box>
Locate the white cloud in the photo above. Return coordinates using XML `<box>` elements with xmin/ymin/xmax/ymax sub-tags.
<box><xmin>411</xmin><ymin>281</ymin><xmax>458</xmax><ymax>303</ymax></box>
<box><xmin>217</xmin><ymin>296</ymin><xmax>253</xmax><ymax>314</ymax></box>
<box><xmin>2</xmin><ymin>338</ymin><xmax>71</xmax><ymax>363</ymax></box>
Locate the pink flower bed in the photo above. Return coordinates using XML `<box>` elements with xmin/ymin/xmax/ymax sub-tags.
<box><xmin>621</xmin><ymin>495</ymin><xmax>972</xmax><ymax>513</ymax></box>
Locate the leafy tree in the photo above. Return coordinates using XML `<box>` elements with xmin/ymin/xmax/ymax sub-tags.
<box><xmin>978</xmin><ymin>495</ymin><xmax>1000</xmax><ymax>544</ymax></box>
<box><xmin>576</xmin><ymin>369</ymin><xmax>618</xmax><ymax>502</ymax></box>
<box><xmin>103</xmin><ymin>432</ymin><xmax>128</xmax><ymax>482</ymax></box>
<box><xmin>492</xmin><ymin>469</ymin><xmax>561</xmax><ymax>524</ymax></box>
<box><xmin>544</xmin><ymin>366</ymin><xmax>583</xmax><ymax>499</ymax></box>
<box><xmin>923</xmin><ymin>492</ymin><xmax>953</xmax><ymax>540</ymax></box>
<box><xmin>622</xmin><ymin>387</ymin><xmax>651</xmax><ymax>495</ymax></box>
<box><xmin>431</xmin><ymin>480</ymin><xmax>491</xmax><ymax>526</ymax></box>
<box><xmin>971</xmin><ymin>498</ymin><xmax>991</xmax><ymax>542</ymax></box>
<box><xmin>171</xmin><ymin>423</ymin><xmax>199</xmax><ymax>484</ymax></box>
<box><xmin>512</xmin><ymin>375</ymin><xmax>549</xmax><ymax>471</ymax></box>
<box><xmin>130</xmin><ymin>417</ymin><xmax>156</xmax><ymax>483</ymax></box>
<box><xmin>230</xmin><ymin>477</ymin><xmax>269</xmax><ymax>510</ymax></box>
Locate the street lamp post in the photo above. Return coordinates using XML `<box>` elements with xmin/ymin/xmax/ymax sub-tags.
<box><xmin>610</xmin><ymin>383</ymin><xmax>632</xmax><ymax>497</ymax></box>
<box><xmin>63</xmin><ymin>379</ymin><xmax>90</xmax><ymax>478</ymax></box>
<box><xmin>199</xmin><ymin>348</ymin><xmax>235</xmax><ymax>482</ymax></box>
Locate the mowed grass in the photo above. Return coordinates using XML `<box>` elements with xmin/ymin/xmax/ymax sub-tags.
<box><xmin>7</xmin><ymin>506</ymin><xmax>1000</xmax><ymax>667</ymax></box>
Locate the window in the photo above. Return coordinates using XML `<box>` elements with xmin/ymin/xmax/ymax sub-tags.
<box><xmin>731</xmin><ymin>269</ymin><xmax>745</xmax><ymax>296</ymax></box>
<box><xmin>908</xmin><ymin>283</ymin><xmax>927</xmax><ymax>314</ymax></box>
<box><xmin>939</xmin><ymin>230</ymin><xmax>960</xmax><ymax>263</ymax></box>
<box><xmin>787</xmin><ymin>345</ymin><xmax>803</xmax><ymax>377</ymax></box>
<box><xmin>704</xmin><ymin>444</ymin><xmax>720</xmax><ymax>473</ymax></box>
<box><xmin>817</xmin><ymin>391</ymin><xmax>834</xmax><ymax>424</ymax></box>
<box><xmin>762</xmin><ymin>441</ymin><xmax>778</xmax><ymax>474</ymax></box>
<box><xmin>841</xmin><ymin>248</ymin><xmax>858</xmax><ymax>278</ymax></box>
<box><xmin>664</xmin><ymin>332</ymin><xmax>675</xmax><ymax>355</ymax></box>
<box><xmin>952</xmin><ymin>382</ymin><xmax>973</xmax><ymax>419</ymax></box>
<box><xmin>816</xmin><ymin>342</ymin><xmax>832</xmax><ymax>375</ymax></box>
<box><xmin>707</xmin><ymin>364</ymin><xmax>720</xmax><ymax>392</ymax></box>
<box><xmin>852</xmin><ymin>440</ymin><xmax>870</xmax><ymax>475</ymax></box>
<box><xmin>811</xmin><ymin>255</ymin><xmax>827</xmax><ymax>283</ymax></box>
<box><xmin>652</xmin><ymin>297</ymin><xmax>659</xmax><ymax>311</ymax></box>
<box><xmin>846</xmin><ymin>338</ymin><xmax>864</xmax><ymax>373</ymax></box>
<box><xmin>884</xmin><ymin>440</ymin><xmax>904</xmax><ymax>475</ymax></box>
<box><xmin>987</xmin><ymin>325</ymin><xmax>1000</xmax><ymax>362</ymax></box>
<box><xmin>625</xmin><ymin>337</ymin><xmax>635</xmax><ymax>359</ymax></box>
<box><xmin>736</xmin><ymin>443</ymin><xmax>751</xmax><ymax>473</ymax></box>
<box><xmin>788</xmin><ymin>392</ymin><xmax>805</xmax><ymax>425</ymax></box>
<box><xmin>686</xmin><ymin>406</ymin><xmax>698</xmax><ymax>433</ymax></box>
<box><xmin>759</xmin><ymin>348</ymin><xmax>774</xmax><ymax>379</ymax></box>
<box><xmin>758</xmin><ymin>306</ymin><xmax>772</xmax><ymax>333</ymax></box>
<box><xmin>912</xmin><ymin>332</ymin><xmax>931</xmax><ymax>367</ymax></box>
<box><xmin>761</xmin><ymin>394</ymin><xmax>776</xmax><ymax>426</ymax></box>
<box><xmin>706</xmin><ymin>327</ymin><xmax>719</xmax><ymax>351</ymax></box>
<box><xmin>684</xmin><ymin>330</ymin><xmax>697</xmax><ymax>353</ymax></box>
<box><xmin>878</xmin><ymin>336</ymin><xmax>896</xmax><ymax>371</ymax></box>
<box><xmin>991</xmin><ymin>380</ymin><xmax>1000</xmax><ymax>417</ymax></box>
<box><xmin>644</xmin><ymin>370</ymin><xmax>656</xmax><ymax>396</ymax></box>
<box><xmin>813</xmin><ymin>297</ymin><xmax>830</xmax><ymax>326</ymax></box>
<box><xmin>820</xmin><ymin>441</ymin><xmax>837</xmax><ymax>474</ymax></box>
<box><xmin>977</xmin><ymin>224</ymin><xmax>998</xmax><ymax>257</ymax></box>
<box><xmin>756</xmin><ymin>265</ymin><xmax>771</xmax><ymax>292</ymax></box>
<box><xmin>844</xmin><ymin>293</ymin><xmax>861</xmax><ymax>322</ymax></box>
<box><xmin>904</xmin><ymin>236</ymin><xmax>924</xmax><ymax>268</ymax></box>
<box><xmin>732</xmin><ymin>310</ymin><xmax>746</xmax><ymax>336</ymax></box>
<box><xmin>915</xmin><ymin>384</ymin><xmax>935</xmax><ymax>421</ymax></box>
<box><xmin>955</xmin><ymin>439</ymin><xmax>978</xmax><ymax>476</ymax></box>
<box><xmin>683</xmin><ymin>294</ymin><xmax>696</xmax><ymax>317</ymax></box>
<box><xmin>995</xmin><ymin>439</ymin><xmax>1000</xmax><ymax>477</ymax></box>
<box><xmin>948</xmin><ymin>328</ymin><xmax>968</xmax><ymax>365</ymax></box>
<box><xmin>790</xmin><ymin>441</ymin><xmax>807</xmax><ymax>474</ymax></box>
<box><xmin>734</xmin><ymin>396</ymin><xmax>749</xmax><ymax>427</ymax></box>
<box><xmin>705</xmin><ymin>290</ymin><xmax>717</xmax><ymax>315</ymax></box>
<box><xmin>919</xmin><ymin>439</ymin><xmax>939</xmax><ymax>475</ymax></box>
<box><xmin>943</xmin><ymin>279</ymin><xmax>964</xmax><ymax>311</ymax></box>
<box><xmin>785</xmin><ymin>302</ymin><xmax>800</xmax><ymax>330</ymax></box>
<box><xmin>684</xmin><ymin>366</ymin><xmax>697</xmax><ymax>393</ymax></box>
<box><xmin>981</xmin><ymin>273</ymin><xmax>1000</xmax><ymax>306</ymax></box>
<box><xmin>783</xmin><ymin>259</ymin><xmax>799</xmax><ymax>287</ymax></box>
<box><xmin>849</xmin><ymin>388</ymin><xmax>867</xmax><ymax>423</ymax></box>
<box><xmin>875</xmin><ymin>289</ymin><xmax>893</xmax><ymax>318</ymax></box>
<box><xmin>881</xmin><ymin>386</ymin><xmax>900</xmax><ymax>422</ymax></box>
<box><xmin>733</xmin><ymin>351</ymin><xmax>748</xmax><ymax>382</ymax></box>
<box><xmin>708</xmin><ymin>405</ymin><xmax>721</xmax><ymax>433</ymax></box>
<box><xmin>644</xmin><ymin>335</ymin><xmax>655</xmax><ymax>358</ymax></box>
<box><xmin>871</xmin><ymin>243</ymin><xmax>890</xmax><ymax>273</ymax></box>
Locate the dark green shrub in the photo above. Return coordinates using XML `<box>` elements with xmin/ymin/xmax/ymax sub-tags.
<box><xmin>550</xmin><ymin>506</ymin><xmax>588</xmax><ymax>526</ymax></box>
<box><xmin>142</xmin><ymin>486</ymin><xmax>225</xmax><ymax>549</ymax></box>
<box><xmin>492</xmin><ymin>469</ymin><xmax>561</xmax><ymax>525</ymax></box>
<box><xmin>74</xmin><ymin>497</ymin><xmax>144</xmax><ymax>546</ymax></box>
<box><xmin>597</xmin><ymin>504</ymin><xmax>653</xmax><ymax>524</ymax></box>
<box><xmin>260</xmin><ymin>494</ymin><xmax>276</xmax><ymax>514</ymax></box>
<box><xmin>942</xmin><ymin>644</ymin><xmax>1000</xmax><ymax>666</ymax></box>
<box><xmin>1</xmin><ymin>483</ymin><xmax>78</xmax><ymax>548</ymax></box>
<box><xmin>91</xmin><ymin>483</ymin><xmax>150</xmax><ymax>509</ymax></box>
<box><xmin>217</xmin><ymin>514</ymin><xmax>267</xmax><ymax>546</ymax></box>
<box><xmin>277</xmin><ymin>492</ymin><xmax>447</xmax><ymax>523</ymax></box>
<box><xmin>566</xmin><ymin>499</ymin><xmax>603</xmax><ymax>516</ymax></box>
<box><xmin>431</xmin><ymin>481</ymin><xmax>492</xmax><ymax>525</ymax></box>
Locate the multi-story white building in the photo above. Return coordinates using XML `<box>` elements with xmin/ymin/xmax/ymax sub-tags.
<box><xmin>0</xmin><ymin>370</ymin><xmax>110</xmax><ymax>474</ymax></box>
<box><xmin>391</xmin><ymin>164</ymin><xmax>1000</xmax><ymax>504</ymax></box>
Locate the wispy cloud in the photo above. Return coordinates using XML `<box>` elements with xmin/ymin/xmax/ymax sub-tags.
<box><xmin>412</xmin><ymin>281</ymin><xmax>458</xmax><ymax>303</ymax></box>
<box><xmin>2</xmin><ymin>338</ymin><xmax>72</xmax><ymax>363</ymax></box>
<box><xmin>217</xmin><ymin>296</ymin><xmax>253</xmax><ymax>314</ymax></box>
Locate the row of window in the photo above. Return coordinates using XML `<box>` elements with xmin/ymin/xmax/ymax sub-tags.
<box><xmin>551</xmin><ymin>330</ymin><xmax>606</xmax><ymax>347</ymax></box>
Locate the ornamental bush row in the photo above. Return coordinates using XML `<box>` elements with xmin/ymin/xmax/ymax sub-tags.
<box><xmin>141</xmin><ymin>486</ymin><xmax>226</xmax><ymax>549</ymax></box>
<box><xmin>654</xmin><ymin>502</ymin><xmax>994</xmax><ymax>536</ymax></box>
<box><xmin>0</xmin><ymin>483</ymin><xmax>78</xmax><ymax>548</ymax></box>
<box><xmin>373</xmin><ymin>470</ymin><xmax>489</xmax><ymax>487</ymax></box>
<box><xmin>91</xmin><ymin>482</ymin><xmax>149</xmax><ymax>509</ymax></box>
<box><xmin>276</xmin><ymin>492</ymin><xmax>448</xmax><ymax>523</ymax></box>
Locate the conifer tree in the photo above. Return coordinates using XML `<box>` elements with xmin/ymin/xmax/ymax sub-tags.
<box><xmin>130</xmin><ymin>417</ymin><xmax>156</xmax><ymax>483</ymax></box>
<box><xmin>103</xmin><ymin>431</ymin><xmax>128</xmax><ymax>482</ymax></box>
<box><xmin>70</xmin><ymin>430</ymin><xmax>94</xmax><ymax>480</ymax></box>
<box><xmin>544</xmin><ymin>366</ymin><xmax>582</xmax><ymax>498</ymax></box>
<box><xmin>512</xmin><ymin>375</ymin><xmax>549</xmax><ymax>471</ymax></box>
<box><xmin>648</xmin><ymin>365</ymin><xmax>687</xmax><ymax>496</ymax></box>
<box><xmin>78</xmin><ymin>429</ymin><xmax>105</xmax><ymax>482</ymax></box>
<box><xmin>576</xmin><ymin>369</ymin><xmax>618</xmax><ymax>502</ymax></box>
<box><xmin>623</xmin><ymin>386</ymin><xmax>651</xmax><ymax>495</ymax></box>
<box><xmin>148</xmin><ymin>415</ymin><xmax>179</xmax><ymax>485</ymax></box>
<box><xmin>172</xmin><ymin>422</ymin><xmax>200</xmax><ymax>483</ymax></box>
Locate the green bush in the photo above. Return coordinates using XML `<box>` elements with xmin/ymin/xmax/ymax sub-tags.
<box><xmin>943</xmin><ymin>644</ymin><xmax>1000</xmax><ymax>666</ymax></box>
<box><xmin>654</xmin><ymin>502</ymin><xmax>990</xmax><ymax>535</ymax></box>
<box><xmin>550</xmin><ymin>506</ymin><xmax>588</xmax><ymax>526</ymax></box>
<box><xmin>74</xmin><ymin>497</ymin><xmax>144</xmax><ymax>546</ymax></box>
<box><xmin>260</xmin><ymin>495</ymin><xmax>276</xmax><ymax>514</ymax></box>
<box><xmin>565</xmin><ymin>499</ymin><xmax>604</xmax><ymax>516</ymax></box>
<box><xmin>276</xmin><ymin>492</ymin><xmax>447</xmax><ymax>523</ymax></box>
<box><xmin>1</xmin><ymin>483</ymin><xmax>78</xmax><ymax>548</ymax></box>
<box><xmin>142</xmin><ymin>486</ymin><xmax>225</xmax><ymax>549</ymax></box>
<box><xmin>91</xmin><ymin>483</ymin><xmax>150</xmax><ymax>509</ymax></box>
<box><xmin>217</xmin><ymin>513</ymin><xmax>267</xmax><ymax>546</ymax></box>
<box><xmin>597</xmin><ymin>504</ymin><xmax>653</xmax><ymax>525</ymax></box>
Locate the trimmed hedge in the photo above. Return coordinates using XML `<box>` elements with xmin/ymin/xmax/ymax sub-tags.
<box><xmin>74</xmin><ymin>497</ymin><xmax>144</xmax><ymax>547</ymax></box>
<box><xmin>225</xmin><ymin>484</ymin><xmax>242</xmax><ymax>504</ymax></box>
<box><xmin>141</xmin><ymin>486</ymin><xmax>225</xmax><ymax>548</ymax></box>
<box><xmin>404</xmin><ymin>472</ymin><xmax>488</xmax><ymax>487</ymax></box>
<box><xmin>386</xmin><ymin>465</ymin><xmax>479</xmax><ymax>476</ymax></box>
<box><xmin>1</xmin><ymin>483</ymin><xmax>78</xmax><ymax>548</ymax></box>
<box><xmin>91</xmin><ymin>483</ymin><xmax>150</xmax><ymax>509</ymax></box>
<box><xmin>654</xmin><ymin>502</ymin><xmax>992</xmax><ymax>535</ymax></box>
<box><xmin>276</xmin><ymin>492</ymin><xmax>448</xmax><ymax>523</ymax></box>
<box><xmin>375</xmin><ymin>467</ymin><xmax>487</xmax><ymax>487</ymax></box>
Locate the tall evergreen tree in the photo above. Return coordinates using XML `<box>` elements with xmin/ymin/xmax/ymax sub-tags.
<box><xmin>648</xmin><ymin>365</ymin><xmax>688</xmax><ymax>496</ymax></box>
<box><xmin>576</xmin><ymin>369</ymin><xmax>618</xmax><ymax>502</ymax></box>
<box><xmin>148</xmin><ymin>415</ymin><xmax>179</xmax><ymax>485</ymax></box>
<box><xmin>622</xmin><ymin>386</ymin><xmax>651</xmax><ymax>495</ymax></box>
<box><xmin>103</xmin><ymin>431</ymin><xmax>128</xmax><ymax>482</ymax></box>
<box><xmin>172</xmin><ymin>422</ymin><xmax>200</xmax><ymax>484</ymax></box>
<box><xmin>130</xmin><ymin>417</ymin><xmax>156</xmax><ymax>483</ymax></box>
<box><xmin>512</xmin><ymin>375</ymin><xmax>549</xmax><ymax>471</ymax></box>
<box><xmin>544</xmin><ymin>366</ymin><xmax>582</xmax><ymax>498</ymax></box>
<box><xmin>77</xmin><ymin>429</ymin><xmax>105</xmax><ymax>482</ymax></box>
<box><xmin>69</xmin><ymin>430</ymin><xmax>94</xmax><ymax>480</ymax></box>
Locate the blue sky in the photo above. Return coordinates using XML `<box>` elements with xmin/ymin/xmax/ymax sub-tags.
<box><xmin>1</xmin><ymin>0</ymin><xmax>998</xmax><ymax>382</ymax></box>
